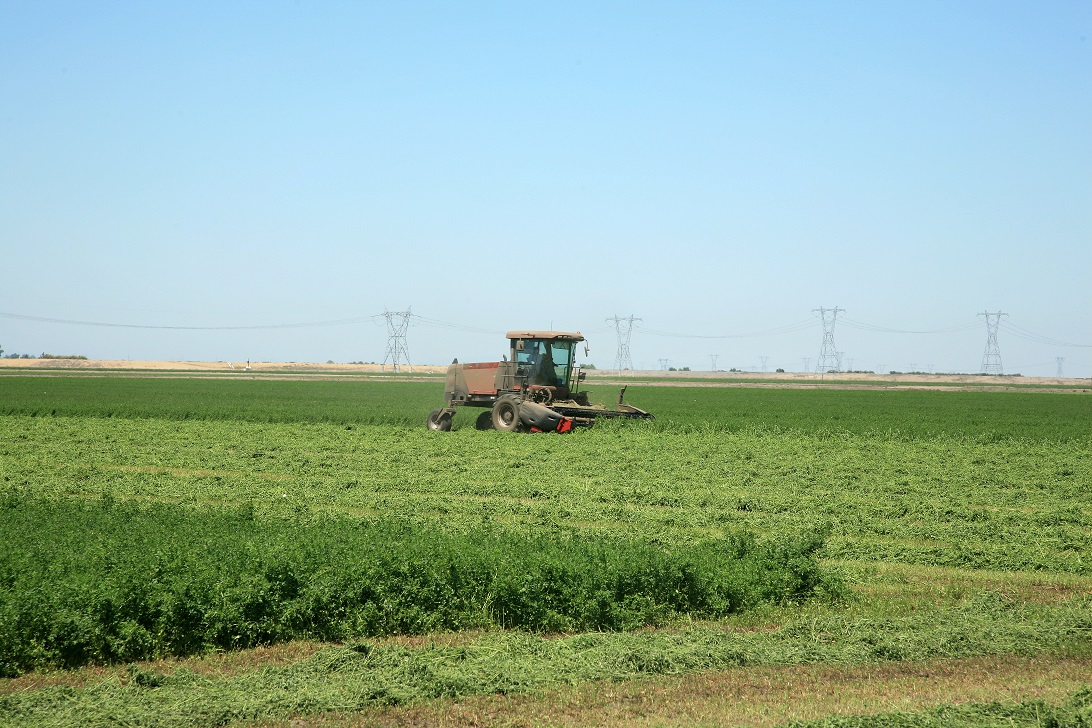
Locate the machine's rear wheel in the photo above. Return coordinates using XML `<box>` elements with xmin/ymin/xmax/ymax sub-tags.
<box><xmin>427</xmin><ymin>408</ymin><xmax>453</xmax><ymax>431</ymax></box>
<box><xmin>491</xmin><ymin>398</ymin><xmax>520</xmax><ymax>432</ymax></box>
<box><xmin>474</xmin><ymin>410</ymin><xmax>494</xmax><ymax>430</ymax></box>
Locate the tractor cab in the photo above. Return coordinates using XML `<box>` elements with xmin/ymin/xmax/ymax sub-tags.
<box><xmin>507</xmin><ymin>330</ymin><xmax>585</xmax><ymax>400</ymax></box>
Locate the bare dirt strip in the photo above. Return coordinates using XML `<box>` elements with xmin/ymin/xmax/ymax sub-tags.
<box><xmin>1</xmin><ymin>358</ymin><xmax>1087</xmax><ymax>390</ymax></box>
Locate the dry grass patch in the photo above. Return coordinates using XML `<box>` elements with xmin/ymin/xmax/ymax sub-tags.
<box><xmin>0</xmin><ymin>632</ymin><xmax>502</xmax><ymax>696</ymax></box>
<box><xmin>274</xmin><ymin>655</ymin><xmax>1092</xmax><ymax>727</ymax></box>
<box><xmin>0</xmin><ymin>641</ymin><xmax>331</xmax><ymax>695</ymax></box>
<box><xmin>844</xmin><ymin>561</ymin><xmax>1092</xmax><ymax>608</ymax></box>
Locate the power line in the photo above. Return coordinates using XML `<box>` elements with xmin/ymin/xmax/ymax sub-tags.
<box><xmin>998</xmin><ymin>321</ymin><xmax>1092</xmax><ymax>348</ymax></box>
<box><xmin>409</xmin><ymin>315</ymin><xmax>503</xmax><ymax>336</ymax></box>
<box><xmin>0</xmin><ymin>310</ymin><xmax>376</xmax><ymax>330</ymax></box>
<box><xmin>606</xmin><ymin>314</ymin><xmax>640</xmax><ymax>372</ymax></box>
<box><xmin>813</xmin><ymin>307</ymin><xmax>844</xmax><ymax>374</ymax></box>
<box><xmin>381</xmin><ymin>308</ymin><xmax>413</xmax><ymax>373</ymax></box>
<box><xmin>979</xmin><ymin>311</ymin><xmax>1008</xmax><ymax>374</ymax></box>
<box><xmin>3</xmin><ymin>309</ymin><xmax>1083</xmax><ymax>349</ymax></box>
<box><xmin>0</xmin><ymin>308</ymin><xmax>514</xmax><ymax>342</ymax></box>
<box><xmin>636</xmin><ymin>319</ymin><xmax>817</xmax><ymax>339</ymax></box>
<box><xmin>840</xmin><ymin>317</ymin><xmax>980</xmax><ymax>334</ymax></box>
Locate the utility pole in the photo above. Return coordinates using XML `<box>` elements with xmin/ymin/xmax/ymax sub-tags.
<box><xmin>606</xmin><ymin>315</ymin><xmax>640</xmax><ymax>372</ymax></box>
<box><xmin>709</xmin><ymin>354</ymin><xmax>719</xmax><ymax>371</ymax></box>
<box><xmin>1057</xmin><ymin>357</ymin><xmax>1065</xmax><ymax>378</ymax></box>
<box><xmin>658</xmin><ymin>358</ymin><xmax>669</xmax><ymax>371</ymax></box>
<box><xmin>759</xmin><ymin>356</ymin><xmax>769</xmax><ymax>373</ymax></box>
<box><xmin>813</xmin><ymin>307</ymin><xmax>845</xmax><ymax>374</ymax></box>
<box><xmin>802</xmin><ymin>356</ymin><xmax>811</xmax><ymax>373</ymax></box>
<box><xmin>381</xmin><ymin>308</ymin><xmax>413</xmax><ymax>373</ymax></box>
<box><xmin>978</xmin><ymin>311</ymin><xmax>1008</xmax><ymax>374</ymax></box>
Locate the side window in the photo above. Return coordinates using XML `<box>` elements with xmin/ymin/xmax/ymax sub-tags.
<box><xmin>549</xmin><ymin>342</ymin><xmax>572</xmax><ymax>385</ymax></box>
<box><xmin>515</xmin><ymin>340</ymin><xmax>544</xmax><ymax>384</ymax></box>
<box><xmin>514</xmin><ymin>340</ymin><xmax>533</xmax><ymax>365</ymax></box>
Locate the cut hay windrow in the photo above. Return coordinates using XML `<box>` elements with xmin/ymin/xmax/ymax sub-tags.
<box><xmin>0</xmin><ymin>497</ymin><xmax>839</xmax><ymax>676</ymax></box>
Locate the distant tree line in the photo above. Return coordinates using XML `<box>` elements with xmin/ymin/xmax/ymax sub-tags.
<box><xmin>0</xmin><ymin>347</ymin><xmax>87</xmax><ymax>360</ymax></box>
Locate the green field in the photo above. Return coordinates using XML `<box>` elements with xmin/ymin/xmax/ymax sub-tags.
<box><xmin>0</xmin><ymin>376</ymin><xmax>1089</xmax><ymax>726</ymax></box>
<box><xmin>4</xmin><ymin>375</ymin><xmax>1091</xmax><ymax>438</ymax></box>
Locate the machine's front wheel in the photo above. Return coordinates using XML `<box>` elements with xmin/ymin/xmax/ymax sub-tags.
<box><xmin>427</xmin><ymin>408</ymin><xmax>453</xmax><ymax>431</ymax></box>
<box><xmin>491</xmin><ymin>398</ymin><xmax>520</xmax><ymax>432</ymax></box>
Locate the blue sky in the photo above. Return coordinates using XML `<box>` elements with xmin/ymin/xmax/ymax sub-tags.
<box><xmin>2</xmin><ymin>1</ymin><xmax>1089</xmax><ymax>375</ymax></box>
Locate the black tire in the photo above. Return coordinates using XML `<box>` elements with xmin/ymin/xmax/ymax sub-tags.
<box><xmin>491</xmin><ymin>397</ymin><xmax>520</xmax><ymax>432</ymax></box>
<box><xmin>474</xmin><ymin>410</ymin><xmax>494</xmax><ymax>430</ymax></box>
<box><xmin>427</xmin><ymin>408</ymin><xmax>452</xmax><ymax>432</ymax></box>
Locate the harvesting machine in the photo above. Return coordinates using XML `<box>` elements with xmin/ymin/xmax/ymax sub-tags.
<box><xmin>426</xmin><ymin>330</ymin><xmax>653</xmax><ymax>432</ymax></box>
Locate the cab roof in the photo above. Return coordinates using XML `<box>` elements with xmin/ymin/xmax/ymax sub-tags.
<box><xmin>506</xmin><ymin>330</ymin><xmax>585</xmax><ymax>342</ymax></box>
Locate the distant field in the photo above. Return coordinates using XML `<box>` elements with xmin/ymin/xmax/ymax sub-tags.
<box><xmin>0</xmin><ymin>376</ymin><xmax>1089</xmax><ymax>726</ymax></box>
<box><xmin>3</xmin><ymin>375</ymin><xmax>1090</xmax><ymax>439</ymax></box>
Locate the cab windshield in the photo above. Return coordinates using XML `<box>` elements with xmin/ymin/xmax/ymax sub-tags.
<box><xmin>515</xmin><ymin>339</ymin><xmax>574</xmax><ymax>387</ymax></box>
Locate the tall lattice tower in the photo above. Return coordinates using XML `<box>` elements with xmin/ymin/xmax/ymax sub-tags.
<box><xmin>978</xmin><ymin>311</ymin><xmax>1007</xmax><ymax>374</ymax></box>
<box><xmin>813</xmin><ymin>307</ymin><xmax>845</xmax><ymax>374</ymax></box>
<box><xmin>1056</xmin><ymin>356</ymin><xmax>1065</xmax><ymax>378</ymax></box>
<box><xmin>381</xmin><ymin>308</ymin><xmax>413</xmax><ymax>373</ymax></box>
<box><xmin>606</xmin><ymin>314</ymin><xmax>640</xmax><ymax>372</ymax></box>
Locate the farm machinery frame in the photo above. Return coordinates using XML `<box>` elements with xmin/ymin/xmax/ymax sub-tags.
<box><xmin>427</xmin><ymin>330</ymin><xmax>653</xmax><ymax>432</ymax></box>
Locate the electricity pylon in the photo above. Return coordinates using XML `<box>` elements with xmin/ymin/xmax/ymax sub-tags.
<box><xmin>381</xmin><ymin>308</ymin><xmax>413</xmax><ymax>373</ymax></box>
<box><xmin>606</xmin><ymin>314</ymin><xmax>640</xmax><ymax>372</ymax></box>
<box><xmin>1056</xmin><ymin>357</ymin><xmax>1065</xmax><ymax>378</ymax></box>
<box><xmin>978</xmin><ymin>311</ymin><xmax>1007</xmax><ymax>375</ymax></box>
<box><xmin>813</xmin><ymin>307</ymin><xmax>845</xmax><ymax>374</ymax></box>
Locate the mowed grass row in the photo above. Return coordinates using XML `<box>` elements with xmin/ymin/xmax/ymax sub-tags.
<box><xmin>2</xmin><ymin>596</ymin><xmax>1090</xmax><ymax>725</ymax></box>
<box><xmin>4</xmin><ymin>414</ymin><xmax>1089</xmax><ymax>574</ymax></box>
<box><xmin>3</xmin><ymin>375</ymin><xmax>1091</xmax><ymax>440</ymax></box>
